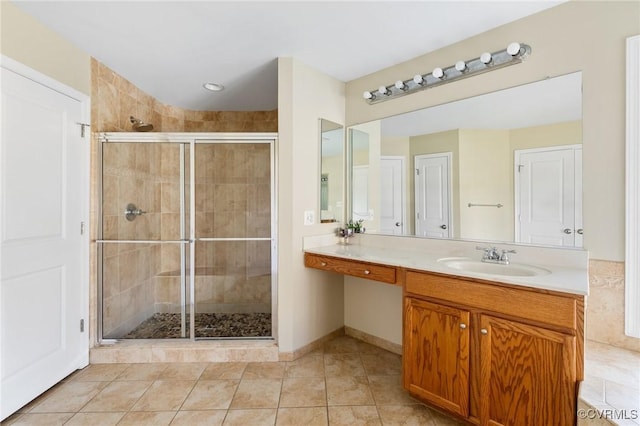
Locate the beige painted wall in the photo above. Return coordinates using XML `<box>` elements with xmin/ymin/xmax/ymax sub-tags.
<box><xmin>459</xmin><ymin>129</ymin><xmax>512</xmax><ymax>242</ymax></box>
<box><xmin>510</xmin><ymin>120</ymin><xmax>582</xmax><ymax>152</ymax></box>
<box><xmin>0</xmin><ymin>2</ymin><xmax>90</xmax><ymax>95</ymax></box>
<box><xmin>346</xmin><ymin>0</ymin><xmax>640</xmax><ymax>262</ymax></box>
<box><xmin>277</xmin><ymin>58</ymin><xmax>345</xmax><ymax>353</ymax></box>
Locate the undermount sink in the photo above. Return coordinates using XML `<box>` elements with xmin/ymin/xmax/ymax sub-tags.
<box><xmin>437</xmin><ymin>258</ymin><xmax>551</xmax><ymax>277</ymax></box>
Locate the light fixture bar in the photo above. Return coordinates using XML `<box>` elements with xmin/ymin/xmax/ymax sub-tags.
<box><xmin>363</xmin><ymin>42</ymin><xmax>531</xmax><ymax>104</ymax></box>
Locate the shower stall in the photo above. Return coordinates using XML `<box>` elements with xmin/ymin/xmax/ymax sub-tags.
<box><xmin>97</xmin><ymin>132</ymin><xmax>277</xmax><ymax>341</ymax></box>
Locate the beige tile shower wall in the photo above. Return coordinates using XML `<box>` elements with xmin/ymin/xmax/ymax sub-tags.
<box><xmin>90</xmin><ymin>59</ymin><xmax>277</xmax><ymax>344</ymax></box>
<box><xmin>587</xmin><ymin>260</ymin><xmax>640</xmax><ymax>353</ymax></box>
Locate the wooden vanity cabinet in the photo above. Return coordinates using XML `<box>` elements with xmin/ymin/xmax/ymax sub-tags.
<box><xmin>403</xmin><ymin>270</ymin><xmax>583</xmax><ymax>426</ymax></box>
<box><xmin>404</xmin><ymin>297</ymin><xmax>470</xmax><ymax>417</ymax></box>
<box><xmin>478</xmin><ymin>314</ymin><xmax>576</xmax><ymax>426</ymax></box>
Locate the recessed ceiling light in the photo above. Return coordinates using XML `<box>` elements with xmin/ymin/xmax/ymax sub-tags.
<box><xmin>203</xmin><ymin>82</ymin><xmax>224</xmax><ymax>92</ymax></box>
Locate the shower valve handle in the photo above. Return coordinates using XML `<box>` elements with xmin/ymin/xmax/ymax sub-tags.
<box><xmin>125</xmin><ymin>203</ymin><xmax>146</xmax><ymax>221</ymax></box>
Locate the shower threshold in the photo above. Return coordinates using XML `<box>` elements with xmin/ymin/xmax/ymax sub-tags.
<box><xmin>123</xmin><ymin>312</ymin><xmax>272</xmax><ymax>339</ymax></box>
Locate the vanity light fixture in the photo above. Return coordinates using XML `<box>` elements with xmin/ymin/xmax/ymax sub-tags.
<box><xmin>363</xmin><ymin>42</ymin><xmax>531</xmax><ymax>104</ymax></box>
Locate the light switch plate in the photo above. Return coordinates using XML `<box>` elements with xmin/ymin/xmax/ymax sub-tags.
<box><xmin>304</xmin><ymin>210</ymin><xmax>315</xmax><ymax>225</ymax></box>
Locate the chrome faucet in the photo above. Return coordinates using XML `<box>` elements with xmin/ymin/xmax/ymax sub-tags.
<box><xmin>476</xmin><ymin>246</ymin><xmax>517</xmax><ymax>265</ymax></box>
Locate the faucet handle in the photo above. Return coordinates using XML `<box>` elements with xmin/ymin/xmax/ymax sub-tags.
<box><xmin>500</xmin><ymin>249</ymin><xmax>517</xmax><ymax>262</ymax></box>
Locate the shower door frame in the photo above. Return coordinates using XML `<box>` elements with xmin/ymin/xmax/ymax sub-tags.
<box><xmin>97</xmin><ymin>132</ymin><xmax>278</xmax><ymax>343</ymax></box>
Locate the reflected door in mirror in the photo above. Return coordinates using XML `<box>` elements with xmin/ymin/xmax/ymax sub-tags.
<box><xmin>515</xmin><ymin>145</ymin><xmax>582</xmax><ymax>247</ymax></box>
<box><xmin>415</xmin><ymin>153</ymin><xmax>451</xmax><ymax>238</ymax></box>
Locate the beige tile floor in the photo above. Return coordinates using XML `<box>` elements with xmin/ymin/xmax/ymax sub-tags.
<box><xmin>2</xmin><ymin>336</ymin><xmax>464</xmax><ymax>426</ymax></box>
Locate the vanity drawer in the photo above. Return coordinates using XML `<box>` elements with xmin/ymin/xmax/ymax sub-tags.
<box><xmin>304</xmin><ymin>253</ymin><xmax>397</xmax><ymax>284</ymax></box>
<box><xmin>405</xmin><ymin>270</ymin><xmax>577</xmax><ymax>330</ymax></box>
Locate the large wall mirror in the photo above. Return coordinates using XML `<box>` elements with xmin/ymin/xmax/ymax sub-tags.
<box><xmin>348</xmin><ymin>72</ymin><xmax>583</xmax><ymax>248</ymax></box>
<box><xmin>320</xmin><ymin>119</ymin><xmax>344</xmax><ymax>224</ymax></box>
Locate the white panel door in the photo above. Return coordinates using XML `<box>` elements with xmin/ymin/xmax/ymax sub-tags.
<box><xmin>415</xmin><ymin>154</ymin><xmax>451</xmax><ymax>238</ymax></box>
<box><xmin>380</xmin><ymin>157</ymin><xmax>405</xmax><ymax>235</ymax></box>
<box><xmin>1</xmin><ymin>62</ymin><xmax>88</xmax><ymax>419</ymax></box>
<box><xmin>516</xmin><ymin>146</ymin><xmax>581</xmax><ymax>247</ymax></box>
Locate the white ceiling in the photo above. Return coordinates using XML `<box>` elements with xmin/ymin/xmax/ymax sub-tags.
<box><xmin>12</xmin><ymin>1</ymin><xmax>564</xmax><ymax>111</ymax></box>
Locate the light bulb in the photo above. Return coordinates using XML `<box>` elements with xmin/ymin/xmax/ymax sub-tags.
<box><xmin>363</xmin><ymin>91</ymin><xmax>374</xmax><ymax>100</ymax></box>
<box><xmin>379</xmin><ymin>86</ymin><xmax>389</xmax><ymax>95</ymax></box>
<box><xmin>480</xmin><ymin>52</ymin><xmax>492</xmax><ymax>64</ymax></box>
<box><xmin>395</xmin><ymin>80</ymin><xmax>407</xmax><ymax>90</ymax></box>
<box><xmin>507</xmin><ymin>42</ymin><xmax>521</xmax><ymax>56</ymax></box>
<box><xmin>413</xmin><ymin>74</ymin><xmax>424</xmax><ymax>85</ymax></box>
<box><xmin>432</xmin><ymin>68</ymin><xmax>444</xmax><ymax>79</ymax></box>
<box><xmin>455</xmin><ymin>61</ymin><xmax>466</xmax><ymax>72</ymax></box>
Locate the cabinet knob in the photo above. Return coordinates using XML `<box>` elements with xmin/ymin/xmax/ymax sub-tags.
<box><xmin>364</xmin><ymin>270</ymin><xmax>371</xmax><ymax>275</ymax></box>
<box><xmin>321</xmin><ymin>262</ymin><xmax>327</xmax><ymax>266</ymax></box>
<box><xmin>459</xmin><ymin>323</ymin><xmax>467</xmax><ymax>329</ymax></box>
<box><xmin>480</xmin><ymin>328</ymin><xmax>488</xmax><ymax>335</ymax></box>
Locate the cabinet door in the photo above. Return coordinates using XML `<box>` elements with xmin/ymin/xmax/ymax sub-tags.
<box><xmin>479</xmin><ymin>315</ymin><xmax>576</xmax><ymax>426</ymax></box>
<box><xmin>404</xmin><ymin>298</ymin><xmax>470</xmax><ymax>417</ymax></box>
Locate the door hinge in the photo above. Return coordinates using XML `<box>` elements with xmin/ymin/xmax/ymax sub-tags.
<box><xmin>80</xmin><ymin>319</ymin><xmax>85</xmax><ymax>332</ymax></box>
<box><xmin>76</xmin><ymin>122</ymin><xmax>91</xmax><ymax>138</ymax></box>
<box><xmin>518</xmin><ymin>164</ymin><xmax>524</xmax><ymax>173</ymax></box>
<box><xmin>80</xmin><ymin>221</ymin><xmax>86</xmax><ymax>235</ymax></box>
<box><xmin>416</xmin><ymin>168</ymin><xmax>420</xmax><ymax>175</ymax></box>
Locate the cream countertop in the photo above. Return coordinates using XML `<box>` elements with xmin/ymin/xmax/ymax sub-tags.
<box><xmin>304</xmin><ymin>239</ymin><xmax>589</xmax><ymax>296</ymax></box>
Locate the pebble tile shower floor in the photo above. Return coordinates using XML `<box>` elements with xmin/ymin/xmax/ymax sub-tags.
<box><xmin>124</xmin><ymin>313</ymin><xmax>272</xmax><ymax>339</ymax></box>
<box><xmin>1</xmin><ymin>335</ymin><xmax>465</xmax><ymax>426</ymax></box>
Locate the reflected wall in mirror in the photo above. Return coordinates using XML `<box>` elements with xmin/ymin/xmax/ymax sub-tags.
<box><xmin>320</xmin><ymin>119</ymin><xmax>344</xmax><ymax>224</ymax></box>
<box><xmin>348</xmin><ymin>72</ymin><xmax>583</xmax><ymax>248</ymax></box>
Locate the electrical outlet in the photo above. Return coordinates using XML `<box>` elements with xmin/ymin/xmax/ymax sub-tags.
<box><xmin>304</xmin><ymin>210</ymin><xmax>315</xmax><ymax>225</ymax></box>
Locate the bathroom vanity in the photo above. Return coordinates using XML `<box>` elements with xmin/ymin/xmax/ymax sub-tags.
<box><xmin>304</xmin><ymin>241</ymin><xmax>586</xmax><ymax>426</ymax></box>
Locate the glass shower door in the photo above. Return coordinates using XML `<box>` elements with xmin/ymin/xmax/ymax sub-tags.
<box><xmin>99</xmin><ymin>141</ymin><xmax>190</xmax><ymax>339</ymax></box>
<box><xmin>191</xmin><ymin>141</ymin><xmax>274</xmax><ymax>339</ymax></box>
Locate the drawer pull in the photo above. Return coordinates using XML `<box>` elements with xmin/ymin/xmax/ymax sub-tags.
<box><xmin>364</xmin><ymin>270</ymin><xmax>371</xmax><ymax>275</ymax></box>
<box><xmin>460</xmin><ymin>323</ymin><xmax>467</xmax><ymax>329</ymax></box>
<box><xmin>321</xmin><ymin>262</ymin><xmax>327</xmax><ymax>266</ymax></box>
<box><xmin>480</xmin><ymin>328</ymin><xmax>488</xmax><ymax>335</ymax></box>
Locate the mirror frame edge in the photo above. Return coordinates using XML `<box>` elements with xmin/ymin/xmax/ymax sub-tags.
<box><xmin>625</xmin><ymin>34</ymin><xmax>640</xmax><ymax>338</ymax></box>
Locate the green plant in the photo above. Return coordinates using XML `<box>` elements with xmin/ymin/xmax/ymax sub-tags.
<box><xmin>345</xmin><ymin>219</ymin><xmax>365</xmax><ymax>233</ymax></box>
